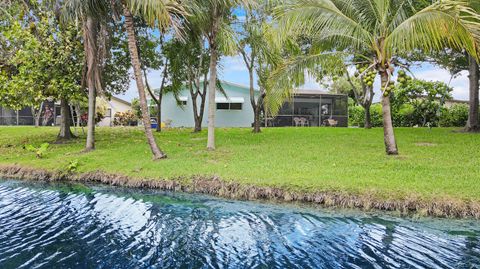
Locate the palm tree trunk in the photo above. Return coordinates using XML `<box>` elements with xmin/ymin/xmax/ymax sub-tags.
<box><xmin>123</xmin><ymin>5</ymin><xmax>166</xmax><ymax>160</ymax></box>
<box><xmin>380</xmin><ymin>71</ymin><xmax>398</xmax><ymax>155</ymax></box>
<box><xmin>84</xmin><ymin>16</ymin><xmax>97</xmax><ymax>151</ymax></box>
<box><xmin>207</xmin><ymin>19</ymin><xmax>219</xmax><ymax>150</ymax></box>
<box><xmin>57</xmin><ymin>98</ymin><xmax>74</xmax><ymax>140</ymax></box>
<box><xmin>85</xmin><ymin>82</ymin><xmax>96</xmax><ymax>150</ymax></box>
<box><xmin>465</xmin><ymin>54</ymin><xmax>479</xmax><ymax>132</ymax></box>
<box><xmin>156</xmin><ymin>94</ymin><xmax>162</xmax><ymax>132</ymax></box>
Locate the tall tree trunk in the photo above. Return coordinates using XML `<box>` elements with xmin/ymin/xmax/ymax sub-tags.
<box><xmin>57</xmin><ymin>98</ymin><xmax>74</xmax><ymax>140</ymax></box>
<box><xmin>85</xmin><ymin>84</ymin><xmax>96</xmax><ymax>150</ymax></box>
<box><xmin>156</xmin><ymin>93</ymin><xmax>162</xmax><ymax>132</ymax></box>
<box><xmin>364</xmin><ymin>103</ymin><xmax>372</xmax><ymax>129</ymax></box>
<box><xmin>191</xmin><ymin>75</ymin><xmax>208</xmax><ymax>133</ymax></box>
<box><xmin>32</xmin><ymin>102</ymin><xmax>43</xmax><ymax>128</ymax></box>
<box><xmin>84</xmin><ymin>16</ymin><xmax>98</xmax><ymax>151</ymax></box>
<box><xmin>465</xmin><ymin>54</ymin><xmax>479</xmax><ymax>132</ymax></box>
<box><xmin>124</xmin><ymin>6</ymin><xmax>166</xmax><ymax>160</ymax></box>
<box><xmin>192</xmin><ymin>92</ymin><xmax>201</xmax><ymax>132</ymax></box>
<box><xmin>253</xmin><ymin>104</ymin><xmax>262</xmax><ymax>133</ymax></box>
<box><xmin>248</xmin><ymin>67</ymin><xmax>262</xmax><ymax>133</ymax></box>
<box><xmin>207</xmin><ymin>19</ymin><xmax>219</xmax><ymax>150</ymax></box>
<box><xmin>380</xmin><ymin>71</ymin><xmax>398</xmax><ymax>155</ymax></box>
<box><xmin>75</xmin><ymin>104</ymin><xmax>81</xmax><ymax>128</ymax></box>
<box><xmin>193</xmin><ymin>92</ymin><xmax>207</xmax><ymax>133</ymax></box>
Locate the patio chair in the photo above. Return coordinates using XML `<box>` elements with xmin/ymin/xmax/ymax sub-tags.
<box><xmin>299</xmin><ymin>117</ymin><xmax>309</xmax><ymax>127</ymax></box>
<box><xmin>293</xmin><ymin>117</ymin><xmax>301</xmax><ymax>127</ymax></box>
<box><xmin>327</xmin><ymin>118</ymin><xmax>338</xmax><ymax>127</ymax></box>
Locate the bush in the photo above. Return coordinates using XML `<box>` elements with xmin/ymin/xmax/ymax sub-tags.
<box><xmin>348</xmin><ymin>104</ymin><xmax>383</xmax><ymax>127</ymax></box>
<box><xmin>392</xmin><ymin>104</ymin><xmax>415</xmax><ymax>127</ymax></box>
<box><xmin>349</xmin><ymin>103</ymin><xmax>470</xmax><ymax>128</ymax></box>
<box><xmin>439</xmin><ymin>104</ymin><xmax>468</xmax><ymax>127</ymax></box>
<box><xmin>114</xmin><ymin>110</ymin><xmax>138</xmax><ymax>126</ymax></box>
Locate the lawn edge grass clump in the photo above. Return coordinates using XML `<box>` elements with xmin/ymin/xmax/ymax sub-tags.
<box><xmin>1</xmin><ymin>164</ymin><xmax>479</xmax><ymax>219</ymax></box>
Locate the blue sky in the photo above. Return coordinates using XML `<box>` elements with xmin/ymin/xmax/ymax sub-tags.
<box><xmin>116</xmin><ymin>55</ymin><xmax>471</xmax><ymax>103</ymax></box>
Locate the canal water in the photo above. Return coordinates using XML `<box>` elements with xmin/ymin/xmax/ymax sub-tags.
<box><xmin>0</xmin><ymin>179</ymin><xmax>478</xmax><ymax>268</ymax></box>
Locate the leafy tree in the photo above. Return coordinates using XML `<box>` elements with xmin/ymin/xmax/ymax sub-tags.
<box><xmin>409</xmin><ymin>0</ymin><xmax>480</xmax><ymax>131</ymax></box>
<box><xmin>392</xmin><ymin>75</ymin><xmax>453</xmax><ymax>127</ymax></box>
<box><xmin>274</xmin><ymin>0</ymin><xmax>480</xmax><ymax>155</ymax></box>
<box><xmin>191</xmin><ymin>0</ymin><xmax>254</xmax><ymax>150</ymax></box>
<box><xmin>326</xmin><ymin>66</ymin><xmax>376</xmax><ymax>128</ymax></box>
<box><xmin>163</xmin><ymin>32</ymin><xmax>210</xmax><ymax>132</ymax></box>
<box><xmin>237</xmin><ymin>2</ymin><xmax>283</xmax><ymax>133</ymax></box>
<box><xmin>0</xmin><ymin>4</ymin><xmax>83</xmax><ymax>139</ymax></box>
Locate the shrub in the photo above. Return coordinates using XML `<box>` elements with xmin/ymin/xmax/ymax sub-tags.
<box><xmin>114</xmin><ymin>110</ymin><xmax>138</xmax><ymax>126</ymax></box>
<box><xmin>350</xmin><ymin>103</ymin><xmax>470</xmax><ymax>128</ymax></box>
<box><xmin>348</xmin><ymin>104</ymin><xmax>383</xmax><ymax>127</ymax></box>
<box><xmin>439</xmin><ymin>104</ymin><xmax>468</xmax><ymax>127</ymax></box>
<box><xmin>24</xmin><ymin>143</ymin><xmax>49</xmax><ymax>158</ymax></box>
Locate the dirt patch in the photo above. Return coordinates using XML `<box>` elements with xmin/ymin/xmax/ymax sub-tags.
<box><xmin>415</xmin><ymin>142</ymin><xmax>437</xmax><ymax>147</ymax></box>
<box><xmin>0</xmin><ymin>165</ymin><xmax>479</xmax><ymax>219</ymax></box>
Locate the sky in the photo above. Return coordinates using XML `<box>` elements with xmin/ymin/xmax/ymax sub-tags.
<box><xmin>116</xmin><ymin>55</ymin><xmax>470</xmax><ymax>103</ymax></box>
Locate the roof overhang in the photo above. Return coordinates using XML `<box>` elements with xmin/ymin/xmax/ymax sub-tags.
<box><xmin>215</xmin><ymin>97</ymin><xmax>245</xmax><ymax>103</ymax></box>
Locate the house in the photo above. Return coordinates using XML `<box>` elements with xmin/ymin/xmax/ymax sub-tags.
<box><xmin>155</xmin><ymin>81</ymin><xmax>349</xmax><ymax>128</ymax></box>
<box><xmin>271</xmin><ymin>89</ymin><xmax>349</xmax><ymax>127</ymax></box>
<box><xmin>98</xmin><ymin>96</ymin><xmax>133</xmax><ymax>127</ymax></box>
<box><xmin>156</xmin><ymin>81</ymin><xmax>257</xmax><ymax>128</ymax></box>
<box><xmin>0</xmin><ymin>96</ymin><xmax>132</xmax><ymax>127</ymax></box>
<box><xmin>0</xmin><ymin>101</ymin><xmax>57</xmax><ymax>126</ymax></box>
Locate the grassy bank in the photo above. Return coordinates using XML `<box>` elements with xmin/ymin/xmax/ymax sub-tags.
<box><xmin>1</xmin><ymin>126</ymin><xmax>480</xmax><ymax>216</ymax></box>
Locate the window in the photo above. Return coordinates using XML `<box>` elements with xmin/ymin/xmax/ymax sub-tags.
<box><xmin>106</xmin><ymin>108</ymin><xmax>112</xmax><ymax>117</ymax></box>
<box><xmin>177</xmin><ymin>96</ymin><xmax>188</xmax><ymax>106</ymax></box>
<box><xmin>229</xmin><ymin>103</ymin><xmax>242</xmax><ymax>110</ymax></box>
<box><xmin>216</xmin><ymin>103</ymin><xmax>230</xmax><ymax>110</ymax></box>
<box><xmin>216</xmin><ymin>103</ymin><xmax>242</xmax><ymax>110</ymax></box>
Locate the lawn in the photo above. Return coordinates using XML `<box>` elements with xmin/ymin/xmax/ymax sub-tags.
<box><xmin>1</xmin><ymin>126</ymin><xmax>479</xmax><ymax>204</ymax></box>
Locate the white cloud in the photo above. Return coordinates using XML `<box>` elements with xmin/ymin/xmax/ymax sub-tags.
<box><xmin>221</xmin><ymin>55</ymin><xmax>248</xmax><ymax>72</ymax></box>
<box><xmin>414</xmin><ymin>68</ymin><xmax>469</xmax><ymax>100</ymax></box>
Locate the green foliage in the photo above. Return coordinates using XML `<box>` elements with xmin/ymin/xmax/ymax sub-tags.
<box><xmin>392</xmin><ymin>77</ymin><xmax>453</xmax><ymax>127</ymax></box>
<box><xmin>349</xmin><ymin>104</ymin><xmax>383</xmax><ymax>127</ymax></box>
<box><xmin>24</xmin><ymin>143</ymin><xmax>49</xmax><ymax>158</ymax></box>
<box><xmin>131</xmin><ymin>98</ymin><xmax>142</xmax><ymax>119</ymax></box>
<box><xmin>350</xmin><ymin>103</ymin><xmax>469</xmax><ymax>128</ymax></box>
<box><xmin>66</xmin><ymin>159</ymin><xmax>79</xmax><ymax>173</ymax></box>
<box><xmin>439</xmin><ymin>104</ymin><xmax>469</xmax><ymax>127</ymax></box>
<box><xmin>114</xmin><ymin>111</ymin><xmax>138</xmax><ymax>126</ymax></box>
<box><xmin>0</xmin><ymin>6</ymin><xmax>83</xmax><ymax>111</ymax></box>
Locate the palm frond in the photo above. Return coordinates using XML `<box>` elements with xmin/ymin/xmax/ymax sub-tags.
<box><xmin>266</xmin><ymin>51</ymin><xmax>347</xmax><ymax>115</ymax></box>
<box><xmin>274</xmin><ymin>0</ymin><xmax>373</xmax><ymax>50</ymax></box>
<box><xmin>386</xmin><ymin>0</ymin><xmax>480</xmax><ymax>59</ymax></box>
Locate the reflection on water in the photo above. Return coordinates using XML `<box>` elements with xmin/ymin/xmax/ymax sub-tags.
<box><xmin>0</xmin><ymin>180</ymin><xmax>479</xmax><ymax>268</ymax></box>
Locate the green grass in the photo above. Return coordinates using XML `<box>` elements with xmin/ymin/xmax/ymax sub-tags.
<box><xmin>1</xmin><ymin>126</ymin><xmax>479</xmax><ymax>203</ymax></box>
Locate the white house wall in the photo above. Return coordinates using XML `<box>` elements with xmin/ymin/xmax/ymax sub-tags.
<box><xmin>161</xmin><ymin>83</ymin><xmax>258</xmax><ymax>128</ymax></box>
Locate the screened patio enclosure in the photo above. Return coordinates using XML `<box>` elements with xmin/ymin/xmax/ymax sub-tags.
<box><xmin>269</xmin><ymin>91</ymin><xmax>348</xmax><ymax>127</ymax></box>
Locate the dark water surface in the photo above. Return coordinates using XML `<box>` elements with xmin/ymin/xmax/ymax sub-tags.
<box><xmin>0</xmin><ymin>180</ymin><xmax>479</xmax><ymax>269</ymax></box>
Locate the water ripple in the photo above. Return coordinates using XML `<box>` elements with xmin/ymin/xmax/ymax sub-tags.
<box><xmin>0</xmin><ymin>180</ymin><xmax>479</xmax><ymax>269</ymax></box>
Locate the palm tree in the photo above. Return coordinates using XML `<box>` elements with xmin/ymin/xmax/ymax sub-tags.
<box><xmin>237</xmin><ymin>3</ymin><xmax>281</xmax><ymax>133</ymax></box>
<box><xmin>120</xmin><ymin>0</ymin><xmax>185</xmax><ymax>159</ymax></box>
<box><xmin>60</xmin><ymin>0</ymin><xmax>108</xmax><ymax>151</ymax></box>
<box><xmin>465</xmin><ymin>0</ymin><xmax>480</xmax><ymax>132</ymax></box>
<box><xmin>274</xmin><ymin>0</ymin><xmax>480</xmax><ymax>155</ymax></box>
<box><xmin>190</xmin><ymin>0</ymin><xmax>254</xmax><ymax>150</ymax></box>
